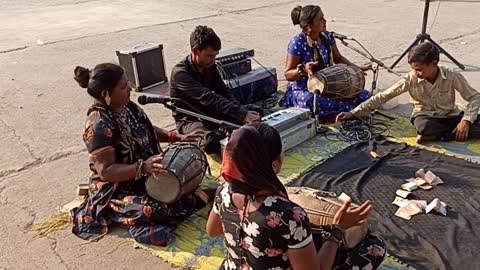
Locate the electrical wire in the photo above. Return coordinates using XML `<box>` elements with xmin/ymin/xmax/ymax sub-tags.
<box><xmin>324</xmin><ymin>117</ymin><xmax>390</xmax><ymax>143</ymax></box>
<box><xmin>253</xmin><ymin>92</ymin><xmax>279</xmax><ymax>109</ymax></box>
<box><xmin>351</xmin><ymin>38</ymin><xmax>375</xmax><ymax>59</ymax></box>
<box><xmin>231</xmin><ymin>73</ymin><xmax>241</xmax><ymax>88</ymax></box>
<box><xmin>218</xmin><ymin>56</ymin><xmax>280</xmax><ymax>109</ymax></box>
<box><xmin>216</xmin><ymin>62</ymin><xmax>233</xmax><ymax>88</ymax></box>
<box><xmin>428</xmin><ymin>0</ymin><xmax>442</xmax><ymax>33</ymax></box>
<box><xmin>250</xmin><ymin>57</ymin><xmax>280</xmax><ymax>109</ymax></box>
<box><xmin>251</xmin><ymin>57</ymin><xmax>277</xmax><ymax>80</ymax></box>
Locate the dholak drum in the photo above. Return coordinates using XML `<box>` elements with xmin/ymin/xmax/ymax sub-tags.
<box><xmin>307</xmin><ymin>65</ymin><xmax>366</xmax><ymax>100</ymax></box>
<box><xmin>286</xmin><ymin>187</ymin><xmax>368</xmax><ymax>249</ymax></box>
<box><xmin>145</xmin><ymin>143</ymin><xmax>208</xmax><ymax>204</ymax></box>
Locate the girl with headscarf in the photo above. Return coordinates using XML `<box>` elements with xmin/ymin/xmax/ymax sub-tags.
<box><xmin>207</xmin><ymin>123</ymin><xmax>386</xmax><ymax>270</ymax></box>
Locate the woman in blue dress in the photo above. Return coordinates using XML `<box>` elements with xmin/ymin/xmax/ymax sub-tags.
<box><xmin>280</xmin><ymin>5</ymin><xmax>371</xmax><ymax>123</ymax></box>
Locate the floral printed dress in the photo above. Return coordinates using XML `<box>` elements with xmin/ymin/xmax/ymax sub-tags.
<box><xmin>279</xmin><ymin>32</ymin><xmax>370</xmax><ymax>118</ymax></box>
<box><xmin>213</xmin><ymin>182</ymin><xmax>313</xmax><ymax>270</ymax></box>
<box><xmin>214</xmin><ymin>183</ymin><xmax>387</xmax><ymax>270</ymax></box>
<box><xmin>71</xmin><ymin>101</ymin><xmax>205</xmax><ymax>246</ymax></box>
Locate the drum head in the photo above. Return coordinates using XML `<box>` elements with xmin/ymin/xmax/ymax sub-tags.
<box><xmin>307</xmin><ymin>74</ymin><xmax>327</xmax><ymax>93</ymax></box>
<box><xmin>145</xmin><ymin>171</ymin><xmax>180</xmax><ymax>204</ymax></box>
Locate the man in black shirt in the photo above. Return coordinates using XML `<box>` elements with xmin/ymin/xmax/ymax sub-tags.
<box><xmin>170</xmin><ymin>25</ymin><xmax>262</xmax><ymax>154</ymax></box>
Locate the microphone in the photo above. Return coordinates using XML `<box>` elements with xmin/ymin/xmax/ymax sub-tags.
<box><xmin>137</xmin><ymin>95</ymin><xmax>173</xmax><ymax>105</ymax></box>
<box><xmin>331</xmin><ymin>32</ymin><xmax>354</xmax><ymax>41</ymax></box>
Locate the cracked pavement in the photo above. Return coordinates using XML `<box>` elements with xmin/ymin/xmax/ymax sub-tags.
<box><xmin>1</xmin><ymin>0</ymin><xmax>479</xmax><ymax>269</ymax></box>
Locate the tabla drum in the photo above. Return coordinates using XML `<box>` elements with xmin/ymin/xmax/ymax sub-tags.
<box><xmin>307</xmin><ymin>65</ymin><xmax>366</xmax><ymax>100</ymax></box>
<box><xmin>145</xmin><ymin>143</ymin><xmax>208</xmax><ymax>204</ymax></box>
<box><xmin>286</xmin><ymin>186</ymin><xmax>368</xmax><ymax>249</ymax></box>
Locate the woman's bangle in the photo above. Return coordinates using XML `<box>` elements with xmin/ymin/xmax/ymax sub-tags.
<box><xmin>168</xmin><ymin>131</ymin><xmax>180</xmax><ymax>143</ymax></box>
<box><xmin>297</xmin><ymin>63</ymin><xmax>306</xmax><ymax>77</ymax></box>
<box><xmin>317</xmin><ymin>224</ymin><xmax>344</xmax><ymax>245</ymax></box>
<box><xmin>135</xmin><ymin>159</ymin><xmax>145</xmax><ymax>181</ymax></box>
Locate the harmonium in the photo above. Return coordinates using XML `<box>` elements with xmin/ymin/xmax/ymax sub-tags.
<box><xmin>220</xmin><ymin>107</ymin><xmax>316</xmax><ymax>153</ymax></box>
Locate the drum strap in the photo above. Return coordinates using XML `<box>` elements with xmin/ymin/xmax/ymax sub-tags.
<box><xmin>319</xmin><ymin>33</ymin><xmax>333</xmax><ymax>67</ymax></box>
<box><xmin>305</xmin><ymin>32</ymin><xmax>332</xmax><ymax>69</ymax></box>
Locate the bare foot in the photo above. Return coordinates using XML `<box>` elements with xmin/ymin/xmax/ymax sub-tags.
<box><xmin>202</xmin><ymin>188</ymin><xmax>217</xmax><ymax>202</ymax></box>
<box><xmin>194</xmin><ymin>187</ymin><xmax>217</xmax><ymax>204</ymax></box>
<box><xmin>416</xmin><ymin>134</ymin><xmax>435</xmax><ymax>144</ymax></box>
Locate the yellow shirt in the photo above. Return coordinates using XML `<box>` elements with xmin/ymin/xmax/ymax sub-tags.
<box><xmin>351</xmin><ymin>66</ymin><xmax>480</xmax><ymax>122</ymax></box>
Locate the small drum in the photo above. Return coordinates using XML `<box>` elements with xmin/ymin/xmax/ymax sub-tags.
<box><xmin>286</xmin><ymin>186</ymin><xmax>368</xmax><ymax>249</ymax></box>
<box><xmin>307</xmin><ymin>65</ymin><xmax>366</xmax><ymax>100</ymax></box>
<box><xmin>145</xmin><ymin>143</ymin><xmax>208</xmax><ymax>204</ymax></box>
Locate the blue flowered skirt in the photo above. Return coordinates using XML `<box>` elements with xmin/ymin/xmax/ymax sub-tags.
<box><xmin>280</xmin><ymin>83</ymin><xmax>370</xmax><ymax>117</ymax></box>
<box><xmin>71</xmin><ymin>176</ymin><xmax>205</xmax><ymax>246</ymax></box>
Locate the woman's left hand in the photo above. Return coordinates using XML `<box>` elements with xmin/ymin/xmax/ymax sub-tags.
<box><xmin>333</xmin><ymin>198</ymin><xmax>372</xmax><ymax>229</ymax></box>
<box><xmin>360</xmin><ymin>63</ymin><xmax>372</xmax><ymax>73</ymax></box>
<box><xmin>305</xmin><ymin>61</ymin><xmax>319</xmax><ymax>77</ymax></box>
<box><xmin>178</xmin><ymin>130</ymin><xmax>205</xmax><ymax>142</ymax></box>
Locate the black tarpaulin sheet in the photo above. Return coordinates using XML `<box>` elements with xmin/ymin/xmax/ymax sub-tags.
<box><xmin>290</xmin><ymin>141</ymin><xmax>480</xmax><ymax>270</ymax></box>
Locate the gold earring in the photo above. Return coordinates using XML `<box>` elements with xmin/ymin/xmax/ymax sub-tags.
<box><xmin>104</xmin><ymin>91</ymin><xmax>111</xmax><ymax>106</ymax></box>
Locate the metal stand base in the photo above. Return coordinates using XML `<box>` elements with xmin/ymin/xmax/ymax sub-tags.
<box><xmin>390</xmin><ymin>34</ymin><xmax>465</xmax><ymax>70</ymax></box>
<box><xmin>390</xmin><ymin>0</ymin><xmax>465</xmax><ymax>70</ymax></box>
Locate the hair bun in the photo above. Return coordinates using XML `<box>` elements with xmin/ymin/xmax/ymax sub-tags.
<box><xmin>74</xmin><ymin>66</ymin><xmax>90</xmax><ymax>88</ymax></box>
<box><xmin>291</xmin><ymin>6</ymin><xmax>302</xmax><ymax>25</ymax></box>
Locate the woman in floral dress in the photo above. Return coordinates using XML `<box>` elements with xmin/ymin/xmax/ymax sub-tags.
<box><xmin>206</xmin><ymin>123</ymin><xmax>386</xmax><ymax>269</ymax></box>
<box><xmin>71</xmin><ymin>63</ymin><xmax>215</xmax><ymax>246</ymax></box>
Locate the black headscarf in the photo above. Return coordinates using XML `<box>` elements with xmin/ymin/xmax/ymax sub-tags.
<box><xmin>221</xmin><ymin>123</ymin><xmax>287</xmax><ymax>198</ymax></box>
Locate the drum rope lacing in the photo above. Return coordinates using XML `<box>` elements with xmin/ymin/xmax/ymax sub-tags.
<box><xmin>145</xmin><ymin>144</ymin><xmax>210</xmax><ymax>203</ymax></box>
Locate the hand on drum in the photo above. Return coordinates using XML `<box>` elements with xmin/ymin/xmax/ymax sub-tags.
<box><xmin>143</xmin><ymin>155</ymin><xmax>167</xmax><ymax>175</ymax></box>
<box><xmin>333</xmin><ymin>199</ymin><xmax>372</xmax><ymax>229</ymax></box>
<box><xmin>179</xmin><ymin>130</ymin><xmax>205</xmax><ymax>142</ymax></box>
<box><xmin>305</xmin><ymin>61</ymin><xmax>319</xmax><ymax>77</ymax></box>
<box><xmin>335</xmin><ymin>112</ymin><xmax>355</xmax><ymax>123</ymax></box>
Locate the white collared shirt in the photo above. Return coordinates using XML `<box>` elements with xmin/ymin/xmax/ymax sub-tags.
<box><xmin>352</xmin><ymin>66</ymin><xmax>480</xmax><ymax>122</ymax></box>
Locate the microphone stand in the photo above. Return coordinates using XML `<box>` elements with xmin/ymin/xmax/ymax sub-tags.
<box><xmin>313</xmin><ymin>90</ymin><xmax>328</xmax><ymax>134</ymax></box>
<box><xmin>339</xmin><ymin>38</ymin><xmax>402</xmax><ymax>95</ymax></box>
<box><xmin>159</xmin><ymin>101</ymin><xmax>241</xmax><ymax>131</ymax></box>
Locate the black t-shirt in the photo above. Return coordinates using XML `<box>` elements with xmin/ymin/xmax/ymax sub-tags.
<box><xmin>169</xmin><ymin>55</ymin><xmax>248</xmax><ymax>125</ymax></box>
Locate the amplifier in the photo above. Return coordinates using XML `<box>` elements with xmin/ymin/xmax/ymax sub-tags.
<box><xmin>225</xmin><ymin>67</ymin><xmax>278</xmax><ymax>105</ymax></box>
<box><xmin>218</xmin><ymin>58</ymin><xmax>252</xmax><ymax>78</ymax></box>
<box><xmin>216</xmin><ymin>48</ymin><xmax>254</xmax><ymax>65</ymax></box>
<box><xmin>220</xmin><ymin>108</ymin><xmax>316</xmax><ymax>153</ymax></box>
<box><xmin>116</xmin><ymin>43</ymin><xmax>167</xmax><ymax>92</ymax></box>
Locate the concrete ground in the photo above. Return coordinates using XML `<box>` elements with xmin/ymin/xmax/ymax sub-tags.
<box><xmin>1</xmin><ymin>0</ymin><xmax>479</xmax><ymax>269</ymax></box>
